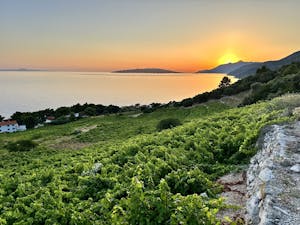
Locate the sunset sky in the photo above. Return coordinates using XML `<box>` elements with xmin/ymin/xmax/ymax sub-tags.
<box><xmin>1</xmin><ymin>0</ymin><xmax>300</xmax><ymax>72</ymax></box>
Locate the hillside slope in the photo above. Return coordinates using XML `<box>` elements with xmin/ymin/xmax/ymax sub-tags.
<box><xmin>1</xmin><ymin>62</ymin><xmax>300</xmax><ymax>224</ymax></box>
<box><xmin>198</xmin><ymin>61</ymin><xmax>253</xmax><ymax>74</ymax></box>
<box><xmin>1</xmin><ymin>94</ymin><xmax>300</xmax><ymax>224</ymax></box>
<box><xmin>231</xmin><ymin>51</ymin><xmax>300</xmax><ymax>78</ymax></box>
<box><xmin>176</xmin><ymin>62</ymin><xmax>300</xmax><ymax>107</ymax></box>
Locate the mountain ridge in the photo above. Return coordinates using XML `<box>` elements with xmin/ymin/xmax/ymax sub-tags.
<box><xmin>198</xmin><ymin>50</ymin><xmax>300</xmax><ymax>78</ymax></box>
<box><xmin>198</xmin><ymin>61</ymin><xmax>254</xmax><ymax>74</ymax></box>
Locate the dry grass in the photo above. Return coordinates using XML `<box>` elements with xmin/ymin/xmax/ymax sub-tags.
<box><xmin>271</xmin><ymin>94</ymin><xmax>300</xmax><ymax>109</ymax></box>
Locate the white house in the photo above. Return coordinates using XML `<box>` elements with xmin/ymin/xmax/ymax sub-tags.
<box><xmin>0</xmin><ymin>120</ymin><xmax>27</xmax><ymax>133</ymax></box>
<box><xmin>17</xmin><ymin>125</ymin><xmax>27</xmax><ymax>131</ymax></box>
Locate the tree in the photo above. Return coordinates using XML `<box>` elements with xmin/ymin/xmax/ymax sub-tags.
<box><xmin>11</xmin><ymin>112</ymin><xmax>37</xmax><ymax>128</ymax></box>
<box><xmin>218</xmin><ymin>76</ymin><xmax>231</xmax><ymax>88</ymax></box>
<box><xmin>69</xmin><ymin>113</ymin><xmax>76</xmax><ymax>121</ymax></box>
<box><xmin>282</xmin><ymin>63</ymin><xmax>299</xmax><ymax>75</ymax></box>
<box><xmin>71</xmin><ymin>103</ymin><xmax>84</xmax><ymax>113</ymax></box>
<box><xmin>105</xmin><ymin>105</ymin><xmax>121</xmax><ymax>114</ymax></box>
<box><xmin>181</xmin><ymin>98</ymin><xmax>194</xmax><ymax>107</ymax></box>
<box><xmin>11</xmin><ymin>111</ymin><xmax>23</xmax><ymax>123</ymax></box>
<box><xmin>0</xmin><ymin>115</ymin><xmax>4</xmax><ymax>121</ymax></box>
<box><xmin>55</xmin><ymin>107</ymin><xmax>70</xmax><ymax>117</ymax></box>
<box><xmin>96</xmin><ymin>104</ymin><xmax>106</xmax><ymax>115</ymax></box>
<box><xmin>84</xmin><ymin>107</ymin><xmax>97</xmax><ymax>116</ymax></box>
<box><xmin>23</xmin><ymin>115</ymin><xmax>37</xmax><ymax>129</ymax></box>
<box><xmin>256</xmin><ymin>65</ymin><xmax>270</xmax><ymax>74</ymax></box>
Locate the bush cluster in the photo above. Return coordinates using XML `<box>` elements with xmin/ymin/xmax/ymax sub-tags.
<box><xmin>5</xmin><ymin>139</ymin><xmax>37</xmax><ymax>152</ymax></box>
<box><xmin>157</xmin><ymin>118</ymin><xmax>182</xmax><ymax>131</ymax></box>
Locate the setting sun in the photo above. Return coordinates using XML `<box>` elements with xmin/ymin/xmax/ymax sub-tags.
<box><xmin>218</xmin><ymin>53</ymin><xmax>240</xmax><ymax>65</ymax></box>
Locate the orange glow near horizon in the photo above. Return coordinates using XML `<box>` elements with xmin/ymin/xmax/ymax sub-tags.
<box><xmin>5</xmin><ymin>44</ymin><xmax>294</xmax><ymax>73</ymax></box>
<box><xmin>218</xmin><ymin>53</ymin><xmax>240</xmax><ymax>65</ymax></box>
<box><xmin>0</xmin><ymin>25</ymin><xmax>297</xmax><ymax>72</ymax></box>
<box><xmin>1</xmin><ymin>1</ymin><xmax>300</xmax><ymax>72</ymax></box>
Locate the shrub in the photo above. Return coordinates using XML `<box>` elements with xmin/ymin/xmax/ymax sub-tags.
<box><xmin>51</xmin><ymin>116</ymin><xmax>69</xmax><ymax>125</ymax></box>
<box><xmin>5</xmin><ymin>139</ymin><xmax>37</xmax><ymax>152</ymax></box>
<box><xmin>181</xmin><ymin>98</ymin><xmax>194</xmax><ymax>107</ymax></box>
<box><xmin>157</xmin><ymin>118</ymin><xmax>181</xmax><ymax>131</ymax></box>
<box><xmin>165</xmin><ymin>168</ymin><xmax>219</xmax><ymax>196</ymax></box>
<box><xmin>282</xmin><ymin>63</ymin><xmax>299</xmax><ymax>75</ymax></box>
<box><xmin>84</xmin><ymin>107</ymin><xmax>97</xmax><ymax>116</ymax></box>
<box><xmin>250</xmin><ymin>82</ymin><xmax>263</xmax><ymax>91</ymax></box>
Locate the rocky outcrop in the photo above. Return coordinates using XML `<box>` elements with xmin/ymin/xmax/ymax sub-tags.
<box><xmin>246</xmin><ymin>122</ymin><xmax>300</xmax><ymax>225</ymax></box>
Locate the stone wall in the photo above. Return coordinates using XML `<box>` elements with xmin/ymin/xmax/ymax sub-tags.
<box><xmin>246</xmin><ymin>122</ymin><xmax>300</xmax><ymax>225</ymax></box>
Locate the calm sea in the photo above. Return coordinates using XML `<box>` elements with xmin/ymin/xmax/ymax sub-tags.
<box><xmin>0</xmin><ymin>71</ymin><xmax>236</xmax><ymax>118</ymax></box>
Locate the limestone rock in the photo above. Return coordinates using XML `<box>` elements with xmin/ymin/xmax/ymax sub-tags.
<box><xmin>246</xmin><ymin>122</ymin><xmax>300</xmax><ymax>224</ymax></box>
<box><xmin>290</xmin><ymin>164</ymin><xmax>300</xmax><ymax>173</ymax></box>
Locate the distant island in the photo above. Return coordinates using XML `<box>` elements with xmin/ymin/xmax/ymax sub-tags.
<box><xmin>114</xmin><ymin>68</ymin><xmax>180</xmax><ymax>73</ymax></box>
<box><xmin>198</xmin><ymin>50</ymin><xmax>300</xmax><ymax>78</ymax></box>
<box><xmin>0</xmin><ymin>68</ymin><xmax>45</xmax><ymax>72</ymax></box>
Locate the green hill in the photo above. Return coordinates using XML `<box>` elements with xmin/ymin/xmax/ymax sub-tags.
<box><xmin>0</xmin><ymin>62</ymin><xmax>300</xmax><ymax>224</ymax></box>
<box><xmin>1</xmin><ymin>97</ymin><xmax>300</xmax><ymax>224</ymax></box>
<box><xmin>177</xmin><ymin>62</ymin><xmax>300</xmax><ymax>107</ymax></box>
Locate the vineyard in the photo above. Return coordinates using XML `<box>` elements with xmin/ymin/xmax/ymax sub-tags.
<box><xmin>0</xmin><ymin>95</ymin><xmax>299</xmax><ymax>224</ymax></box>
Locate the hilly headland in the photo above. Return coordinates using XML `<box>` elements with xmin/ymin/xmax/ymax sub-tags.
<box><xmin>198</xmin><ymin>50</ymin><xmax>300</xmax><ymax>78</ymax></box>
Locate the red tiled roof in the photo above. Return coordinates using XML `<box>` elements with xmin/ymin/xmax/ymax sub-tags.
<box><xmin>46</xmin><ymin>116</ymin><xmax>55</xmax><ymax>120</ymax></box>
<box><xmin>0</xmin><ymin>120</ymin><xmax>17</xmax><ymax>126</ymax></box>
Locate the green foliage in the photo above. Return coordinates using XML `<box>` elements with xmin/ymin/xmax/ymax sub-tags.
<box><xmin>84</xmin><ymin>107</ymin><xmax>97</xmax><ymax>116</ymax></box>
<box><xmin>110</xmin><ymin>177</ymin><xmax>222</xmax><ymax>225</ymax></box>
<box><xmin>256</xmin><ymin>65</ymin><xmax>271</xmax><ymax>74</ymax></box>
<box><xmin>9</xmin><ymin>103</ymin><xmax>121</xmax><ymax>129</ymax></box>
<box><xmin>22</xmin><ymin>115</ymin><xmax>37</xmax><ymax>129</ymax></box>
<box><xmin>55</xmin><ymin>106</ymin><xmax>71</xmax><ymax>118</ymax></box>
<box><xmin>0</xmin><ymin>96</ymin><xmax>298</xmax><ymax>224</ymax></box>
<box><xmin>51</xmin><ymin>116</ymin><xmax>70</xmax><ymax>125</ymax></box>
<box><xmin>5</xmin><ymin>139</ymin><xmax>37</xmax><ymax>152</ymax></box>
<box><xmin>242</xmin><ymin>71</ymin><xmax>300</xmax><ymax>105</ymax></box>
<box><xmin>157</xmin><ymin>118</ymin><xmax>182</xmax><ymax>131</ymax></box>
<box><xmin>281</xmin><ymin>63</ymin><xmax>300</xmax><ymax>75</ymax></box>
<box><xmin>165</xmin><ymin>168</ymin><xmax>220</xmax><ymax>196</ymax></box>
<box><xmin>169</xmin><ymin>194</ymin><xmax>222</xmax><ymax>225</ymax></box>
<box><xmin>175</xmin><ymin>62</ymin><xmax>300</xmax><ymax>107</ymax></box>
